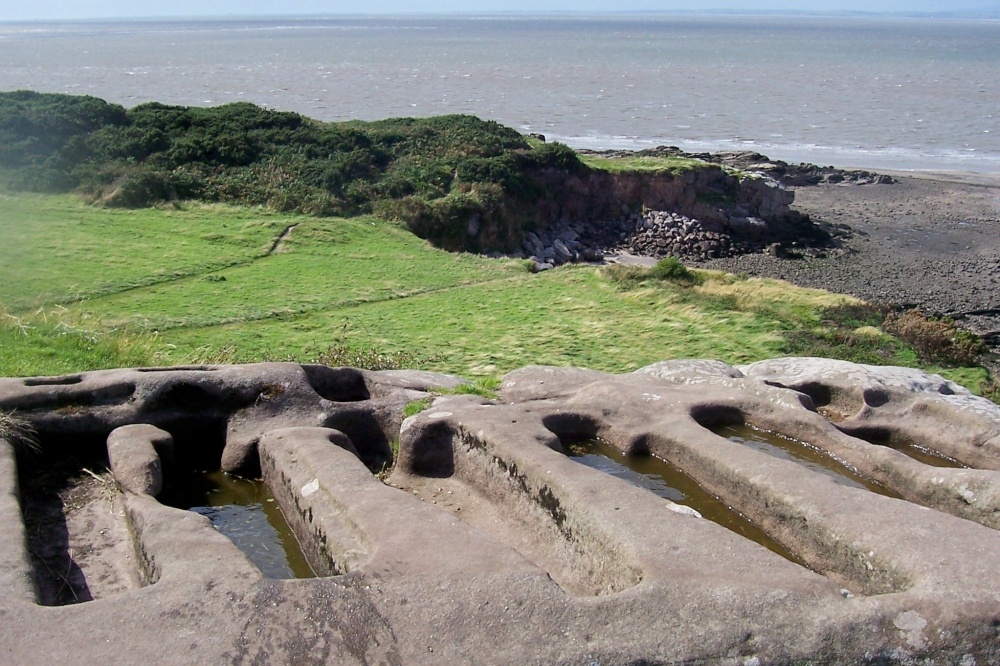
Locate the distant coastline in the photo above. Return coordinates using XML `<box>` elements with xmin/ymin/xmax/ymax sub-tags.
<box><xmin>1</xmin><ymin>13</ymin><xmax>997</xmax><ymax>174</ymax></box>
<box><xmin>2</xmin><ymin>9</ymin><xmax>1000</xmax><ymax>22</ymax></box>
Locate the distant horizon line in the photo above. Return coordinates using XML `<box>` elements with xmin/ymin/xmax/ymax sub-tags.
<box><xmin>3</xmin><ymin>8</ymin><xmax>1000</xmax><ymax>24</ymax></box>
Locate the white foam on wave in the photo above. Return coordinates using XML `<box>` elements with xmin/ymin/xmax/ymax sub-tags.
<box><xmin>552</xmin><ymin>132</ymin><xmax>1000</xmax><ymax>173</ymax></box>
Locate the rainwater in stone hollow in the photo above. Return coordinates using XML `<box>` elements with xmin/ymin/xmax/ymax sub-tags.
<box><xmin>564</xmin><ymin>439</ymin><xmax>806</xmax><ymax>567</ymax></box>
<box><xmin>713</xmin><ymin>424</ymin><xmax>904</xmax><ymax>499</ymax></box>
<box><xmin>160</xmin><ymin>470</ymin><xmax>316</xmax><ymax>579</ymax></box>
<box><xmin>845</xmin><ymin>430</ymin><xmax>968</xmax><ymax>469</ymax></box>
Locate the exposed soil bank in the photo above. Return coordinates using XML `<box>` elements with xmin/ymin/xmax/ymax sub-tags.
<box><xmin>696</xmin><ymin>170</ymin><xmax>1000</xmax><ymax>340</ymax></box>
<box><xmin>519</xmin><ymin>157</ymin><xmax>827</xmax><ymax>268</ymax></box>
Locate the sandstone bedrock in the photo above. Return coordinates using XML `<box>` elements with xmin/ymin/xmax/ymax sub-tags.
<box><xmin>1</xmin><ymin>358</ymin><xmax>999</xmax><ymax>665</ymax></box>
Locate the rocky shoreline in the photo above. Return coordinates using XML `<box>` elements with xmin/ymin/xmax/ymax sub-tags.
<box><xmin>700</xmin><ymin>168</ymin><xmax>1000</xmax><ymax>340</ymax></box>
<box><xmin>585</xmin><ymin>145</ymin><xmax>898</xmax><ymax>187</ymax></box>
<box><xmin>5</xmin><ymin>359</ymin><xmax>1000</xmax><ymax>664</ymax></box>
<box><xmin>518</xmin><ymin>148</ymin><xmax>1000</xmax><ymax>346</ymax></box>
<box><xmin>520</xmin><ymin>206</ymin><xmax>818</xmax><ymax>269</ymax></box>
<box><xmin>518</xmin><ymin>150</ymin><xmax>835</xmax><ymax>269</ymax></box>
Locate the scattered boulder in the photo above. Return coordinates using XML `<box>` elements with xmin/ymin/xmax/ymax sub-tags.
<box><xmin>514</xmin><ymin>145</ymin><xmax>894</xmax><ymax>269</ymax></box>
<box><xmin>518</xmin><ymin>154</ymin><xmax>833</xmax><ymax>268</ymax></box>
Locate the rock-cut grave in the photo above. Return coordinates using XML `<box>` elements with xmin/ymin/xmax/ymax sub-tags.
<box><xmin>1</xmin><ymin>357</ymin><xmax>999</xmax><ymax>664</ymax></box>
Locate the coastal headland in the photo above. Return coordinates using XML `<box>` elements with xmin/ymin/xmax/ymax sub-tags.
<box><xmin>3</xmin><ymin>91</ymin><xmax>1000</xmax><ymax>664</ymax></box>
<box><xmin>3</xmin><ymin>91</ymin><xmax>996</xmax><ymax>347</ymax></box>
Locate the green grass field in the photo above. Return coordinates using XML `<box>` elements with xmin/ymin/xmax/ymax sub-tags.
<box><xmin>1</xmin><ymin>193</ymin><xmax>994</xmax><ymax>397</ymax></box>
<box><xmin>578</xmin><ymin>154</ymin><xmax>710</xmax><ymax>175</ymax></box>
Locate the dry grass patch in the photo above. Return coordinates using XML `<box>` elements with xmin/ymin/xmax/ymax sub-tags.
<box><xmin>0</xmin><ymin>411</ymin><xmax>38</xmax><ymax>452</ymax></box>
<box><xmin>694</xmin><ymin>272</ymin><xmax>857</xmax><ymax>311</ymax></box>
<box><xmin>883</xmin><ymin>309</ymin><xmax>985</xmax><ymax>366</ymax></box>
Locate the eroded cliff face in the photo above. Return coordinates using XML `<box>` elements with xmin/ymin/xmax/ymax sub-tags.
<box><xmin>532</xmin><ymin>165</ymin><xmax>785</xmax><ymax>223</ymax></box>
<box><xmin>438</xmin><ymin>159</ymin><xmax>827</xmax><ymax>262</ymax></box>
<box><xmin>509</xmin><ymin>164</ymin><xmax>824</xmax><ymax>267</ymax></box>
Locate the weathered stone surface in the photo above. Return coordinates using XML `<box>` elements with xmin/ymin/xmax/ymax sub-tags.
<box><xmin>741</xmin><ymin>357</ymin><xmax>1000</xmax><ymax>469</ymax></box>
<box><xmin>106</xmin><ymin>424</ymin><xmax>172</xmax><ymax>496</ymax></box>
<box><xmin>2</xmin><ymin>359</ymin><xmax>1000</xmax><ymax>664</ymax></box>
<box><xmin>634</xmin><ymin>358</ymin><xmax>746</xmax><ymax>382</ymax></box>
<box><xmin>0</xmin><ymin>439</ymin><xmax>34</xmax><ymax>602</ymax></box>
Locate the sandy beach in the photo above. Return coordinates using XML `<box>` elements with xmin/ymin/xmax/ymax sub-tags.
<box><xmin>698</xmin><ymin>169</ymin><xmax>1000</xmax><ymax>341</ymax></box>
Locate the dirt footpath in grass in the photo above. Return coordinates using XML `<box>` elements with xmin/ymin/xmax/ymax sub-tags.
<box><xmin>698</xmin><ymin>171</ymin><xmax>1000</xmax><ymax>339</ymax></box>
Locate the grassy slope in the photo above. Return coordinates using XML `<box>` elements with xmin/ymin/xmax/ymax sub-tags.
<box><xmin>578</xmin><ymin>154</ymin><xmax>709</xmax><ymax>175</ymax></box>
<box><xmin>0</xmin><ymin>193</ymin><xmax>287</xmax><ymax>309</ymax></box>
<box><xmin>0</xmin><ymin>194</ymin><xmax>990</xmax><ymax>394</ymax></box>
<box><xmin>163</xmin><ymin>268</ymin><xmax>813</xmax><ymax>375</ymax></box>
<box><xmin>57</xmin><ymin>217</ymin><xmax>514</xmax><ymax>331</ymax></box>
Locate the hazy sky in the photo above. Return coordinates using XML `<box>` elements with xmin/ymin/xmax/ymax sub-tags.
<box><xmin>1</xmin><ymin>1</ymin><xmax>994</xmax><ymax>22</ymax></box>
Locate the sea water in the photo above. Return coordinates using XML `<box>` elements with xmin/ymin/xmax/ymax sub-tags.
<box><xmin>1</xmin><ymin>14</ymin><xmax>997</xmax><ymax>172</ymax></box>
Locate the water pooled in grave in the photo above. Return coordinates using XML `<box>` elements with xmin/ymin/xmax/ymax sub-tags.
<box><xmin>712</xmin><ymin>423</ymin><xmax>903</xmax><ymax>498</ymax></box>
<box><xmin>564</xmin><ymin>438</ymin><xmax>805</xmax><ymax>566</ymax></box>
<box><xmin>160</xmin><ymin>470</ymin><xmax>316</xmax><ymax>579</ymax></box>
<box><xmin>845</xmin><ymin>429</ymin><xmax>967</xmax><ymax>469</ymax></box>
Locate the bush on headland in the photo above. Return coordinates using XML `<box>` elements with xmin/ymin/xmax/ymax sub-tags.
<box><xmin>0</xmin><ymin>90</ymin><xmax>589</xmax><ymax>251</ymax></box>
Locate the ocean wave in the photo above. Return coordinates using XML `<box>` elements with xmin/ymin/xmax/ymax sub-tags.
<box><xmin>4</xmin><ymin>15</ymin><xmax>998</xmax><ymax>174</ymax></box>
<box><xmin>555</xmin><ymin>133</ymin><xmax>1000</xmax><ymax>173</ymax></box>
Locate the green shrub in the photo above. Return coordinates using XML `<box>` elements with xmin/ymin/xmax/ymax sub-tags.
<box><xmin>649</xmin><ymin>257</ymin><xmax>701</xmax><ymax>284</ymax></box>
<box><xmin>883</xmin><ymin>309</ymin><xmax>984</xmax><ymax>367</ymax></box>
<box><xmin>99</xmin><ymin>168</ymin><xmax>203</xmax><ymax>207</ymax></box>
<box><xmin>531</xmin><ymin>141</ymin><xmax>588</xmax><ymax>173</ymax></box>
<box><xmin>399</xmin><ymin>190</ymin><xmax>486</xmax><ymax>250</ymax></box>
<box><xmin>603</xmin><ymin>258</ymin><xmax>701</xmax><ymax>288</ymax></box>
<box><xmin>0</xmin><ymin>91</ymin><xmax>128</xmax><ymax>176</ymax></box>
<box><xmin>0</xmin><ymin>92</ymin><xmax>600</xmax><ymax>251</ymax></box>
